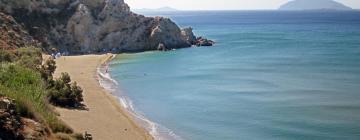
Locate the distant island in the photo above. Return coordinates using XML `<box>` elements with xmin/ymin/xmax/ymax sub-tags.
<box><xmin>279</xmin><ymin>0</ymin><xmax>353</xmax><ymax>11</ymax></box>
<box><xmin>133</xmin><ymin>7</ymin><xmax>179</xmax><ymax>12</ymax></box>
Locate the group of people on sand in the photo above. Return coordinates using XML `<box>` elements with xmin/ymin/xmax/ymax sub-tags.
<box><xmin>51</xmin><ymin>48</ymin><xmax>69</xmax><ymax>59</ymax></box>
<box><xmin>51</xmin><ymin>52</ymin><xmax>62</xmax><ymax>59</ymax></box>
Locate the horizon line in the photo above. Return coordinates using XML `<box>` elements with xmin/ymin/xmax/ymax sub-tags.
<box><xmin>132</xmin><ymin>9</ymin><xmax>360</xmax><ymax>11</ymax></box>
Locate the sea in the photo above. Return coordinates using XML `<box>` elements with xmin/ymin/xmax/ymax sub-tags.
<box><xmin>100</xmin><ymin>11</ymin><xmax>360</xmax><ymax>140</ymax></box>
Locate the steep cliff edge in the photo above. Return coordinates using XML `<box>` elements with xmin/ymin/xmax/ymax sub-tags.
<box><xmin>0</xmin><ymin>0</ymin><xmax>212</xmax><ymax>54</ymax></box>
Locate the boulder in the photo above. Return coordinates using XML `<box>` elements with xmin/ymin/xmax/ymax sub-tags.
<box><xmin>0</xmin><ymin>96</ymin><xmax>22</xmax><ymax>139</ymax></box>
<box><xmin>20</xmin><ymin>118</ymin><xmax>47</xmax><ymax>140</ymax></box>
<box><xmin>0</xmin><ymin>96</ymin><xmax>47</xmax><ymax>140</ymax></box>
<box><xmin>195</xmin><ymin>37</ymin><xmax>215</xmax><ymax>47</ymax></box>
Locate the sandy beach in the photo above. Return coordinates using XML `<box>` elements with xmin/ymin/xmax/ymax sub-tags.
<box><xmin>53</xmin><ymin>54</ymin><xmax>153</xmax><ymax>140</ymax></box>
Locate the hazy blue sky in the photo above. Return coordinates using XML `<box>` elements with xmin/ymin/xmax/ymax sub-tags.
<box><xmin>125</xmin><ymin>0</ymin><xmax>360</xmax><ymax>10</ymax></box>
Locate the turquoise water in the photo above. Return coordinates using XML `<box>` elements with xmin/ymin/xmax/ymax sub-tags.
<box><xmin>109</xmin><ymin>11</ymin><xmax>360</xmax><ymax>140</ymax></box>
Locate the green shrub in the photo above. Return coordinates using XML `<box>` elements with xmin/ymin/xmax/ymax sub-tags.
<box><xmin>40</xmin><ymin>59</ymin><xmax>57</xmax><ymax>87</ymax></box>
<box><xmin>14</xmin><ymin>47</ymin><xmax>42</xmax><ymax>69</ymax></box>
<box><xmin>48</xmin><ymin>72</ymin><xmax>84</xmax><ymax>107</ymax></box>
<box><xmin>0</xmin><ymin>50</ymin><xmax>15</xmax><ymax>62</ymax></box>
<box><xmin>0</xmin><ymin>47</ymin><xmax>85</xmax><ymax>136</ymax></box>
<box><xmin>71</xmin><ymin>82</ymin><xmax>83</xmax><ymax>102</ymax></box>
<box><xmin>0</xmin><ymin>47</ymin><xmax>42</xmax><ymax>69</ymax></box>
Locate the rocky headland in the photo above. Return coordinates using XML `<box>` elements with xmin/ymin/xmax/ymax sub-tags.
<box><xmin>0</xmin><ymin>0</ymin><xmax>214</xmax><ymax>54</ymax></box>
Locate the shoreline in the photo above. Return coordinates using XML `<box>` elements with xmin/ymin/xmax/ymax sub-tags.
<box><xmin>53</xmin><ymin>54</ymin><xmax>153</xmax><ymax>140</ymax></box>
<box><xmin>98</xmin><ymin>54</ymin><xmax>182</xmax><ymax>140</ymax></box>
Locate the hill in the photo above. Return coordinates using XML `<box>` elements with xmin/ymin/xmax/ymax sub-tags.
<box><xmin>279</xmin><ymin>0</ymin><xmax>352</xmax><ymax>11</ymax></box>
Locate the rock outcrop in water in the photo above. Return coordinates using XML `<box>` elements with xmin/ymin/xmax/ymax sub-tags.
<box><xmin>0</xmin><ymin>0</ymin><xmax>213</xmax><ymax>54</ymax></box>
<box><xmin>195</xmin><ymin>37</ymin><xmax>215</xmax><ymax>47</ymax></box>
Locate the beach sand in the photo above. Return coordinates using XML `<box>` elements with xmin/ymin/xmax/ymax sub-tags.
<box><xmin>53</xmin><ymin>54</ymin><xmax>153</xmax><ymax>140</ymax></box>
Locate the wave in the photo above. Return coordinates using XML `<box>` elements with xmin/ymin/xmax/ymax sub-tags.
<box><xmin>97</xmin><ymin>67</ymin><xmax>118</xmax><ymax>92</ymax></box>
<box><xmin>96</xmin><ymin>59</ymin><xmax>183</xmax><ymax>140</ymax></box>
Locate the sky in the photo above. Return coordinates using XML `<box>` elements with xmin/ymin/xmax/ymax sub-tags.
<box><xmin>125</xmin><ymin>0</ymin><xmax>360</xmax><ymax>10</ymax></box>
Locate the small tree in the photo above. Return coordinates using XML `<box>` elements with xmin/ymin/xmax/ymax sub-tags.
<box><xmin>40</xmin><ymin>59</ymin><xmax>57</xmax><ymax>88</ymax></box>
<box><xmin>48</xmin><ymin>72</ymin><xmax>83</xmax><ymax>108</ymax></box>
<box><xmin>71</xmin><ymin>82</ymin><xmax>83</xmax><ymax>104</ymax></box>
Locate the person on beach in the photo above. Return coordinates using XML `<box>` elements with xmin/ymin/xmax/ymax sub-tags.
<box><xmin>51</xmin><ymin>53</ymin><xmax>55</xmax><ymax>59</ymax></box>
<box><xmin>55</xmin><ymin>52</ymin><xmax>61</xmax><ymax>59</ymax></box>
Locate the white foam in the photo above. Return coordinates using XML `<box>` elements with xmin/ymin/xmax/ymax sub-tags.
<box><xmin>97</xmin><ymin>67</ymin><xmax>118</xmax><ymax>85</ymax></box>
<box><xmin>97</xmin><ymin>61</ymin><xmax>184</xmax><ymax>140</ymax></box>
<box><xmin>119</xmin><ymin>98</ymin><xmax>128</xmax><ymax>109</ymax></box>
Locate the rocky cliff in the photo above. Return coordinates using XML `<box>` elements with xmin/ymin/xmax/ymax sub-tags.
<box><xmin>0</xmin><ymin>12</ymin><xmax>40</xmax><ymax>50</ymax></box>
<box><xmin>0</xmin><ymin>0</ymin><xmax>212</xmax><ymax>53</ymax></box>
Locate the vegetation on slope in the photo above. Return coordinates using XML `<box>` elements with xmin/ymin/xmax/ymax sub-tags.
<box><xmin>0</xmin><ymin>47</ymin><xmax>84</xmax><ymax>139</ymax></box>
<box><xmin>43</xmin><ymin>62</ymin><xmax>84</xmax><ymax>108</ymax></box>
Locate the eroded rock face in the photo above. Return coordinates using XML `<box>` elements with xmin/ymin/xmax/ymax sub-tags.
<box><xmin>181</xmin><ymin>27</ymin><xmax>197</xmax><ymax>44</ymax></box>
<box><xmin>0</xmin><ymin>97</ymin><xmax>21</xmax><ymax>139</ymax></box>
<box><xmin>0</xmin><ymin>0</ymin><xmax>211</xmax><ymax>54</ymax></box>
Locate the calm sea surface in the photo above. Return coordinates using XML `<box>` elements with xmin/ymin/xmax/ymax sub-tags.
<box><xmin>108</xmin><ymin>11</ymin><xmax>360</xmax><ymax>140</ymax></box>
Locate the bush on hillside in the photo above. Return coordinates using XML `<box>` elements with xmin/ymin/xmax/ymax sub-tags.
<box><xmin>40</xmin><ymin>59</ymin><xmax>57</xmax><ymax>87</ymax></box>
<box><xmin>40</xmin><ymin>58</ymin><xmax>85</xmax><ymax>109</ymax></box>
<box><xmin>0</xmin><ymin>50</ymin><xmax>15</xmax><ymax>62</ymax></box>
<box><xmin>1</xmin><ymin>47</ymin><xmax>88</xmax><ymax>139</ymax></box>
<box><xmin>0</xmin><ymin>64</ymin><xmax>73</xmax><ymax>134</ymax></box>
<box><xmin>48</xmin><ymin>72</ymin><xmax>84</xmax><ymax>108</ymax></box>
<box><xmin>0</xmin><ymin>47</ymin><xmax>42</xmax><ymax>69</ymax></box>
<box><xmin>14</xmin><ymin>47</ymin><xmax>42</xmax><ymax>69</ymax></box>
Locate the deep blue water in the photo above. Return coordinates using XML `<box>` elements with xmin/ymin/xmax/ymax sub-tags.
<box><xmin>109</xmin><ymin>11</ymin><xmax>360</xmax><ymax>140</ymax></box>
